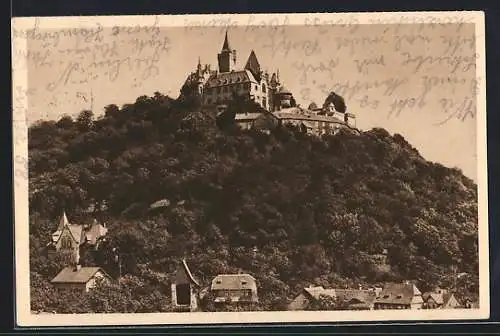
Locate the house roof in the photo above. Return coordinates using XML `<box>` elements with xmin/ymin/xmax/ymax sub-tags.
<box><xmin>234</xmin><ymin>113</ymin><xmax>263</xmax><ymax>121</ymax></box>
<box><xmin>335</xmin><ymin>289</ymin><xmax>378</xmax><ymax>305</ymax></box>
<box><xmin>51</xmin><ymin>267</ymin><xmax>109</xmax><ymax>284</ymax></box>
<box><xmin>58</xmin><ymin>211</ymin><xmax>70</xmax><ymax>230</ymax></box>
<box><xmin>375</xmin><ymin>283</ymin><xmax>423</xmax><ymax>305</ymax></box>
<box><xmin>273</xmin><ymin>109</ymin><xmax>346</xmax><ymax>124</ymax></box>
<box><xmin>303</xmin><ymin>286</ymin><xmax>336</xmax><ymax>300</ymax></box>
<box><xmin>51</xmin><ymin>230</ymin><xmax>62</xmax><ymax>243</ymax></box>
<box><xmin>67</xmin><ymin>224</ymin><xmax>85</xmax><ymax>245</ymax></box>
<box><xmin>423</xmin><ymin>291</ymin><xmax>456</xmax><ymax>307</ymax></box>
<box><xmin>211</xmin><ymin>274</ymin><xmax>257</xmax><ymax>291</ymax></box>
<box><xmin>85</xmin><ymin>220</ymin><xmax>108</xmax><ymax>245</ymax></box>
<box><xmin>182</xmin><ymin>259</ymin><xmax>200</xmax><ymax>287</ymax></box>
<box><xmin>205</xmin><ymin>69</ymin><xmax>257</xmax><ymax>88</ymax></box>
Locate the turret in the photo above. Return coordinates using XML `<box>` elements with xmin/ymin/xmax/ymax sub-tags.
<box><xmin>217</xmin><ymin>30</ymin><xmax>236</xmax><ymax>73</ymax></box>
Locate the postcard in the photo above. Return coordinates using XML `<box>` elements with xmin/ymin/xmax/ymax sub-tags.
<box><xmin>12</xmin><ymin>11</ymin><xmax>488</xmax><ymax>326</ymax></box>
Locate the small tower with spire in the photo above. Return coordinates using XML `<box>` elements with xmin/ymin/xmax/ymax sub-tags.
<box><xmin>217</xmin><ymin>30</ymin><xmax>236</xmax><ymax>73</ymax></box>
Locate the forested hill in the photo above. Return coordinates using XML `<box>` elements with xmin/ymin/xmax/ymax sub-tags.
<box><xmin>28</xmin><ymin>92</ymin><xmax>479</xmax><ymax>313</ymax></box>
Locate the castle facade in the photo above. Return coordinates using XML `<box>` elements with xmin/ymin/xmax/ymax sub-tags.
<box><xmin>181</xmin><ymin>30</ymin><xmax>357</xmax><ymax>135</ymax></box>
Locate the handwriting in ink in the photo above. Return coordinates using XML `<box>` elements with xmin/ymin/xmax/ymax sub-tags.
<box><xmin>353</xmin><ymin>55</ymin><xmax>385</xmax><ymax>74</ymax></box>
<box><xmin>401</xmin><ymin>52</ymin><xmax>477</xmax><ymax>74</ymax></box>
<box><xmin>292</xmin><ymin>58</ymin><xmax>340</xmax><ymax>84</ymax></box>
<box><xmin>435</xmin><ymin>96</ymin><xmax>476</xmax><ymax>125</ymax></box>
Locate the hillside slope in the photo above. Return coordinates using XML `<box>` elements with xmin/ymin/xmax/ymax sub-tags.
<box><xmin>28</xmin><ymin>92</ymin><xmax>479</xmax><ymax>313</ymax></box>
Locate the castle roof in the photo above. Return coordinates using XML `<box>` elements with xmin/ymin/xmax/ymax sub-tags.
<box><xmin>245</xmin><ymin>50</ymin><xmax>261</xmax><ymax>77</ymax></box>
<box><xmin>273</xmin><ymin>108</ymin><xmax>346</xmax><ymax>124</ymax></box>
<box><xmin>278</xmin><ymin>85</ymin><xmax>292</xmax><ymax>94</ymax></box>
<box><xmin>205</xmin><ymin>69</ymin><xmax>258</xmax><ymax>88</ymax></box>
<box><xmin>221</xmin><ymin>30</ymin><xmax>232</xmax><ymax>52</ymax></box>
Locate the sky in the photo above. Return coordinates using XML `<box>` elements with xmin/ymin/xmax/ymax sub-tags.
<box><xmin>18</xmin><ymin>17</ymin><xmax>480</xmax><ymax>180</ymax></box>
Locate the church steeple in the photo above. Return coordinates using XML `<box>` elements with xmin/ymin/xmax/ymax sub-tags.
<box><xmin>218</xmin><ymin>30</ymin><xmax>236</xmax><ymax>73</ymax></box>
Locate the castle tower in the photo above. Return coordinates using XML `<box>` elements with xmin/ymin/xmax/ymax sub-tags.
<box><xmin>217</xmin><ymin>30</ymin><xmax>236</xmax><ymax>73</ymax></box>
<box><xmin>245</xmin><ymin>50</ymin><xmax>261</xmax><ymax>81</ymax></box>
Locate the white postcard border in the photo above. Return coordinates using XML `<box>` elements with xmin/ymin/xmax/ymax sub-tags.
<box><xmin>12</xmin><ymin>11</ymin><xmax>489</xmax><ymax>326</ymax></box>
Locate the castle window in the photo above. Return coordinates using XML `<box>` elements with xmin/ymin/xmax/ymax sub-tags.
<box><xmin>262</xmin><ymin>84</ymin><xmax>266</xmax><ymax>93</ymax></box>
<box><xmin>263</xmin><ymin>98</ymin><xmax>267</xmax><ymax>108</ymax></box>
<box><xmin>244</xmin><ymin>83</ymin><xmax>250</xmax><ymax>91</ymax></box>
<box><xmin>255</xmin><ymin>85</ymin><xmax>258</xmax><ymax>91</ymax></box>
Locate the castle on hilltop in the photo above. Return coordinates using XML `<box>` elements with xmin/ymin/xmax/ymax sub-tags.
<box><xmin>181</xmin><ymin>30</ymin><xmax>357</xmax><ymax>135</ymax></box>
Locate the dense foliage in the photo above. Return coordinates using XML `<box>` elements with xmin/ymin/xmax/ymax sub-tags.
<box><xmin>28</xmin><ymin>91</ymin><xmax>479</xmax><ymax>313</ymax></box>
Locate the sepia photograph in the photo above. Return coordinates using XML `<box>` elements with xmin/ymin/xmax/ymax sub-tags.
<box><xmin>12</xmin><ymin>11</ymin><xmax>488</xmax><ymax>326</ymax></box>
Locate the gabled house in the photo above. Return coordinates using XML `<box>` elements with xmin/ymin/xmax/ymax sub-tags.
<box><xmin>48</xmin><ymin>212</ymin><xmax>108</xmax><ymax>263</ymax></box>
<box><xmin>171</xmin><ymin>259</ymin><xmax>201</xmax><ymax>312</ymax></box>
<box><xmin>334</xmin><ymin>288</ymin><xmax>380</xmax><ymax>310</ymax></box>
<box><xmin>210</xmin><ymin>273</ymin><xmax>258</xmax><ymax>303</ymax></box>
<box><xmin>288</xmin><ymin>285</ymin><xmax>380</xmax><ymax>311</ymax></box>
<box><xmin>288</xmin><ymin>285</ymin><xmax>336</xmax><ymax>310</ymax></box>
<box><xmin>51</xmin><ymin>265</ymin><xmax>112</xmax><ymax>292</ymax></box>
<box><xmin>374</xmin><ymin>281</ymin><xmax>423</xmax><ymax>310</ymax></box>
<box><xmin>422</xmin><ymin>288</ymin><xmax>461</xmax><ymax>309</ymax></box>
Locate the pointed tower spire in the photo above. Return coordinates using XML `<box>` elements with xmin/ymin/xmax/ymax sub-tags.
<box><xmin>58</xmin><ymin>210</ymin><xmax>70</xmax><ymax>230</ymax></box>
<box><xmin>197</xmin><ymin>56</ymin><xmax>202</xmax><ymax>73</ymax></box>
<box><xmin>245</xmin><ymin>50</ymin><xmax>261</xmax><ymax>80</ymax></box>
<box><xmin>218</xmin><ymin>29</ymin><xmax>236</xmax><ymax>73</ymax></box>
<box><xmin>221</xmin><ymin>29</ymin><xmax>231</xmax><ymax>51</ymax></box>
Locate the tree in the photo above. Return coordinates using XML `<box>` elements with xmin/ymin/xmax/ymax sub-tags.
<box><xmin>28</xmin><ymin>89</ymin><xmax>479</xmax><ymax>314</ymax></box>
<box><xmin>76</xmin><ymin>110</ymin><xmax>95</xmax><ymax>132</ymax></box>
<box><xmin>323</xmin><ymin>91</ymin><xmax>347</xmax><ymax>113</ymax></box>
<box><xmin>308</xmin><ymin>102</ymin><xmax>318</xmax><ymax>110</ymax></box>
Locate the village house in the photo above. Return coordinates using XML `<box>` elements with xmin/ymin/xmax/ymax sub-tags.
<box><xmin>422</xmin><ymin>288</ymin><xmax>461</xmax><ymax>309</ymax></box>
<box><xmin>373</xmin><ymin>281</ymin><xmax>424</xmax><ymax>310</ymax></box>
<box><xmin>288</xmin><ymin>285</ymin><xmax>381</xmax><ymax>311</ymax></box>
<box><xmin>47</xmin><ymin>212</ymin><xmax>108</xmax><ymax>263</ymax></box>
<box><xmin>171</xmin><ymin>259</ymin><xmax>201</xmax><ymax>312</ymax></box>
<box><xmin>51</xmin><ymin>264</ymin><xmax>112</xmax><ymax>292</ymax></box>
<box><xmin>210</xmin><ymin>273</ymin><xmax>258</xmax><ymax>304</ymax></box>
